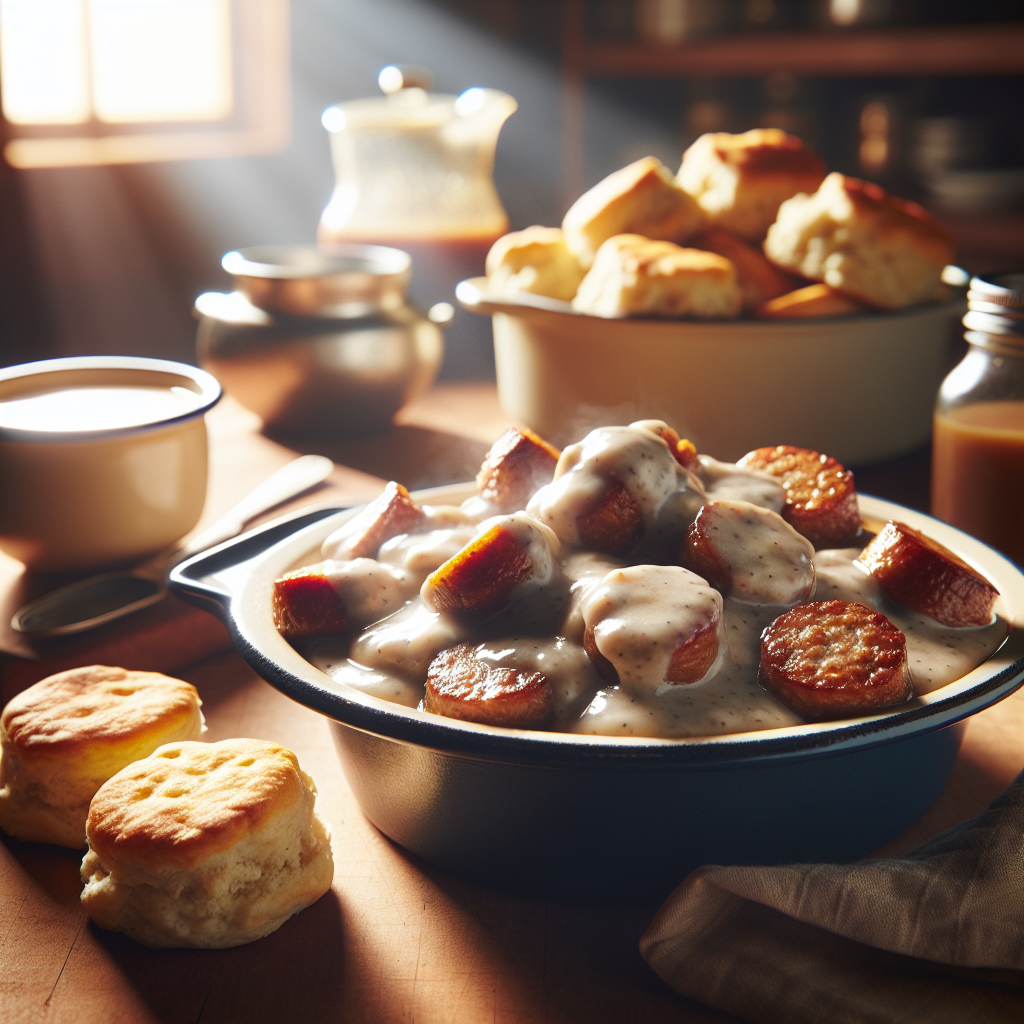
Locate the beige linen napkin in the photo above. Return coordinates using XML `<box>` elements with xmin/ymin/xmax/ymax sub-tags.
<box><xmin>641</xmin><ymin>772</ymin><xmax>1024</xmax><ymax>1023</ymax></box>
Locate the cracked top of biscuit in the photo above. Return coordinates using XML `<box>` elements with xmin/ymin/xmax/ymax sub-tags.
<box><xmin>86</xmin><ymin>738</ymin><xmax>312</xmax><ymax>871</ymax></box>
<box><xmin>2</xmin><ymin>665</ymin><xmax>202</xmax><ymax>760</ymax></box>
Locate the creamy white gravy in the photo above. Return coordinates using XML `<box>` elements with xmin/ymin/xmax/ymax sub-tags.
<box><xmin>308</xmin><ymin>542</ymin><xmax>1006</xmax><ymax>738</ymax></box>
<box><xmin>0</xmin><ymin>385</ymin><xmax>201</xmax><ymax>431</ymax></box>
<box><xmin>697</xmin><ymin>500</ymin><xmax>815</xmax><ymax>605</ymax></box>
<box><xmin>581</xmin><ymin>564</ymin><xmax>724</xmax><ymax>695</ymax></box>
<box><xmin>319</xmin><ymin>558</ymin><xmax>411</xmax><ymax>627</ymax></box>
<box><xmin>697</xmin><ymin>455</ymin><xmax>785</xmax><ymax>511</ymax></box>
<box><xmin>302</xmin><ymin>429</ymin><xmax>1007</xmax><ymax>739</ymax></box>
<box><xmin>526</xmin><ymin>425</ymin><xmax>706</xmax><ymax>559</ymax></box>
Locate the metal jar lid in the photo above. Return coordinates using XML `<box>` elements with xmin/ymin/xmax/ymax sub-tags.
<box><xmin>964</xmin><ymin>271</ymin><xmax>1024</xmax><ymax>340</ymax></box>
<box><xmin>221</xmin><ymin>243</ymin><xmax>412</xmax><ymax>318</ymax></box>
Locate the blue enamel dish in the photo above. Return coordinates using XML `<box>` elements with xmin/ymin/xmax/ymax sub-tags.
<box><xmin>170</xmin><ymin>488</ymin><xmax>1024</xmax><ymax>901</ymax></box>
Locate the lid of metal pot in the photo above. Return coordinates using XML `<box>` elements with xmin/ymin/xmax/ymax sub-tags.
<box><xmin>221</xmin><ymin>243</ymin><xmax>412</xmax><ymax>318</ymax></box>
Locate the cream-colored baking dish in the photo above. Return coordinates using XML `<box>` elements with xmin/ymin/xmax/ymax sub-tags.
<box><xmin>458</xmin><ymin>279</ymin><xmax>960</xmax><ymax>465</ymax></box>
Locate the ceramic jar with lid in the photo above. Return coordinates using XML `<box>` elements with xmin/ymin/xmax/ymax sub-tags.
<box><xmin>318</xmin><ymin>66</ymin><xmax>517</xmax><ymax>379</ymax></box>
<box><xmin>931</xmin><ymin>272</ymin><xmax>1024</xmax><ymax>564</ymax></box>
<box><xmin>195</xmin><ymin>244</ymin><xmax>448</xmax><ymax>438</ymax></box>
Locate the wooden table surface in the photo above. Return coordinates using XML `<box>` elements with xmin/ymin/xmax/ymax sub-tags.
<box><xmin>1</xmin><ymin>385</ymin><xmax>1021</xmax><ymax>1024</ymax></box>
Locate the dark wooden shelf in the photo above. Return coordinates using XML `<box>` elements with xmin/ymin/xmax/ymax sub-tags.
<box><xmin>558</xmin><ymin>1</ymin><xmax>1024</xmax><ymax>248</ymax></box>
<box><xmin>584</xmin><ymin>23</ymin><xmax>1024</xmax><ymax>78</ymax></box>
<box><xmin>932</xmin><ymin>209</ymin><xmax>1024</xmax><ymax>274</ymax></box>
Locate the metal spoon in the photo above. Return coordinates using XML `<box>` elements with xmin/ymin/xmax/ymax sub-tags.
<box><xmin>11</xmin><ymin>454</ymin><xmax>335</xmax><ymax>637</ymax></box>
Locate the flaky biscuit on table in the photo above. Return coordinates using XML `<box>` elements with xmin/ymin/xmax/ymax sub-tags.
<box><xmin>80</xmin><ymin>738</ymin><xmax>334</xmax><ymax>948</ymax></box>
<box><xmin>764</xmin><ymin>172</ymin><xmax>955</xmax><ymax>310</ymax></box>
<box><xmin>0</xmin><ymin>666</ymin><xmax>204</xmax><ymax>848</ymax></box>
<box><xmin>572</xmin><ymin>234</ymin><xmax>741</xmax><ymax>320</ymax></box>
<box><xmin>677</xmin><ymin>129</ymin><xmax>825</xmax><ymax>242</ymax></box>
<box><xmin>562</xmin><ymin>156</ymin><xmax>704</xmax><ymax>269</ymax></box>
<box><xmin>484</xmin><ymin>226</ymin><xmax>585</xmax><ymax>302</ymax></box>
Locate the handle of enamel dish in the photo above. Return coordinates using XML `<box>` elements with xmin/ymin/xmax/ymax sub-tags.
<box><xmin>168</xmin><ymin>506</ymin><xmax>345</xmax><ymax>619</ymax></box>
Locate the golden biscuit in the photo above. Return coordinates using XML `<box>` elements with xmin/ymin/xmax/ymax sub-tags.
<box><xmin>763</xmin><ymin>172</ymin><xmax>955</xmax><ymax>309</ymax></box>
<box><xmin>485</xmin><ymin>226</ymin><xmax>585</xmax><ymax>302</ymax></box>
<box><xmin>81</xmin><ymin>738</ymin><xmax>334</xmax><ymax>948</ymax></box>
<box><xmin>0</xmin><ymin>666</ymin><xmax>204</xmax><ymax>848</ymax></box>
<box><xmin>562</xmin><ymin>156</ymin><xmax>704</xmax><ymax>269</ymax></box>
<box><xmin>677</xmin><ymin>130</ymin><xmax>825</xmax><ymax>241</ymax></box>
<box><xmin>572</xmin><ymin>234</ymin><xmax>741</xmax><ymax>319</ymax></box>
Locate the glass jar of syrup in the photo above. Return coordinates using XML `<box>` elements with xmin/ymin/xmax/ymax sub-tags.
<box><xmin>931</xmin><ymin>272</ymin><xmax>1024</xmax><ymax>565</ymax></box>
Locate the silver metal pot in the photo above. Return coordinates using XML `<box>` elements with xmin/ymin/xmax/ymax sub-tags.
<box><xmin>169</xmin><ymin>486</ymin><xmax>1024</xmax><ymax>902</ymax></box>
<box><xmin>195</xmin><ymin>244</ymin><xmax>449</xmax><ymax>437</ymax></box>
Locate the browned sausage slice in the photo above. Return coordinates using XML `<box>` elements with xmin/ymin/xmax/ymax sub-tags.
<box><xmin>758</xmin><ymin>600</ymin><xmax>913</xmax><ymax>721</ymax></box>
<box><xmin>576</xmin><ymin>482</ymin><xmax>645</xmax><ymax>556</ymax></box>
<box><xmin>682</xmin><ymin>500</ymin><xmax>816</xmax><ymax>604</ymax></box>
<box><xmin>476</xmin><ymin>426</ymin><xmax>560</xmax><ymax>512</ymax></box>
<box><xmin>272</xmin><ymin>564</ymin><xmax>348</xmax><ymax>638</ymax></box>
<box><xmin>321</xmin><ymin>480</ymin><xmax>425</xmax><ymax>560</ymax></box>
<box><xmin>628</xmin><ymin>419</ymin><xmax>699</xmax><ymax>469</ymax></box>
<box><xmin>423</xmin><ymin>524</ymin><xmax>532</xmax><ymax>619</ymax></box>
<box><xmin>856</xmin><ymin>521</ymin><xmax>999</xmax><ymax>627</ymax></box>
<box><xmin>425</xmin><ymin>643</ymin><xmax>553</xmax><ymax>728</ymax></box>
<box><xmin>422</xmin><ymin>513</ymin><xmax>560</xmax><ymax>621</ymax></box>
<box><xmin>738</xmin><ymin>445</ymin><xmax>861</xmax><ymax>548</ymax></box>
<box><xmin>581</xmin><ymin>564</ymin><xmax>723</xmax><ymax>691</ymax></box>
<box><xmin>272</xmin><ymin>559</ymin><xmax>411</xmax><ymax>638</ymax></box>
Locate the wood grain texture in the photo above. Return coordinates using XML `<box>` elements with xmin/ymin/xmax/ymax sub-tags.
<box><xmin>2</xmin><ymin>650</ymin><xmax>1020</xmax><ymax>1024</ymax></box>
<box><xmin>1</xmin><ymin>382</ymin><xmax>1021</xmax><ymax>1023</ymax></box>
<box><xmin>586</xmin><ymin>24</ymin><xmax>1024</xmax><ymax>78</ymax></box>
<box><xmin>0</xmin><ymin>651</ymin><xmax>735</xmax><ymax>1024</ymax></box>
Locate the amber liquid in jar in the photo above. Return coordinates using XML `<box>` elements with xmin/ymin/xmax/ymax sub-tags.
<box><xmin>317</xmin><ymin>232</ymin><xmax>502</xmax><ymax>301</ymax></box>
<box><xmin>931</xmin><ymin>401</ymin><xmax>1024</xmax><ymax>564</ymax></box>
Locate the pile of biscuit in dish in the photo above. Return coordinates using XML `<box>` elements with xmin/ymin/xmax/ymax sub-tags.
<box><xmin>272</xmin><ymin>422</ymin><xmax>1002</xmax><ymax>737</ymax></box>
<box><xmin>0</xmin><ymin>665</ymin><xmax>333</xmax><ymax>948</ymax></box>
<box><xmin>484</xmin><ymin>128</ymin><xmax>956</xmax><ymax>319</ymax></box>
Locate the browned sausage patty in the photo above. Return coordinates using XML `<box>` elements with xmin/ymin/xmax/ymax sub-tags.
<box><xmin>423</xmin><ymin>523</ymin><xmax>535</xmax><ymax>620</ymax></box>
<box><xmin>327</xmin><ymin>480</ymin><xmax>425</xmax><ymax>560</ymax></box>
<box><xmin>758</xmin><ymin>600</ymin><xmax>913</xmax><ymax>721</ymax></box>
<box><xmin>576</xmin><ymin>481</ymin><xmax>644</xmax><ymax>556</ymax></box>
<box><xmin>856</xmin><ymin>521</ymin><xmax>999</xmax><ymax>627</ymax></box>
<box><xmin>737</xmin><ymin>445</ymin><xmax>861</xmax><ymax>549</ymax></box>
<box><xmin>425</xmin><ymin>643</ymin><xmax>553</xmax><ymax>728</ymax></box>
<box><xmin>272</xmin><ymin>565</ymin><xmax>348</xmax><ymax>638</ymax></box>
<box><xmin>476</xmin><ymin>426</ymin><xmax>560</xmax><ymax>512</ymax></box>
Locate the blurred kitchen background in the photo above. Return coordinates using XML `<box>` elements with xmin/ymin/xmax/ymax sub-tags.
<box><xmin>1</xmin><ymin>0</ymin><xmax>1022</xmax><ymax>380</ymax></box>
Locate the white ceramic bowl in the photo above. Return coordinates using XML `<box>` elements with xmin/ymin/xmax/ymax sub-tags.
<box><xmin>458</xmin><ymin>279</ymin><xmax>961</xmax><ymax>464</ymax></box>
<box><xmin>0</xmin><ymin>356</ymin><xmax>221</xmax><ymax>571</ymax></box>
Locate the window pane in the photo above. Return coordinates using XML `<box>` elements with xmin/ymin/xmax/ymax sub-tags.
<box><xmin>0</xmin><ymin>0</ymin><xmax>90</xmax><ymax>124</ymax></box>
<box><xmin>90</xmin><ymin>0</ymin><xmax>232</xmax><ymax>123</ymax></box>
